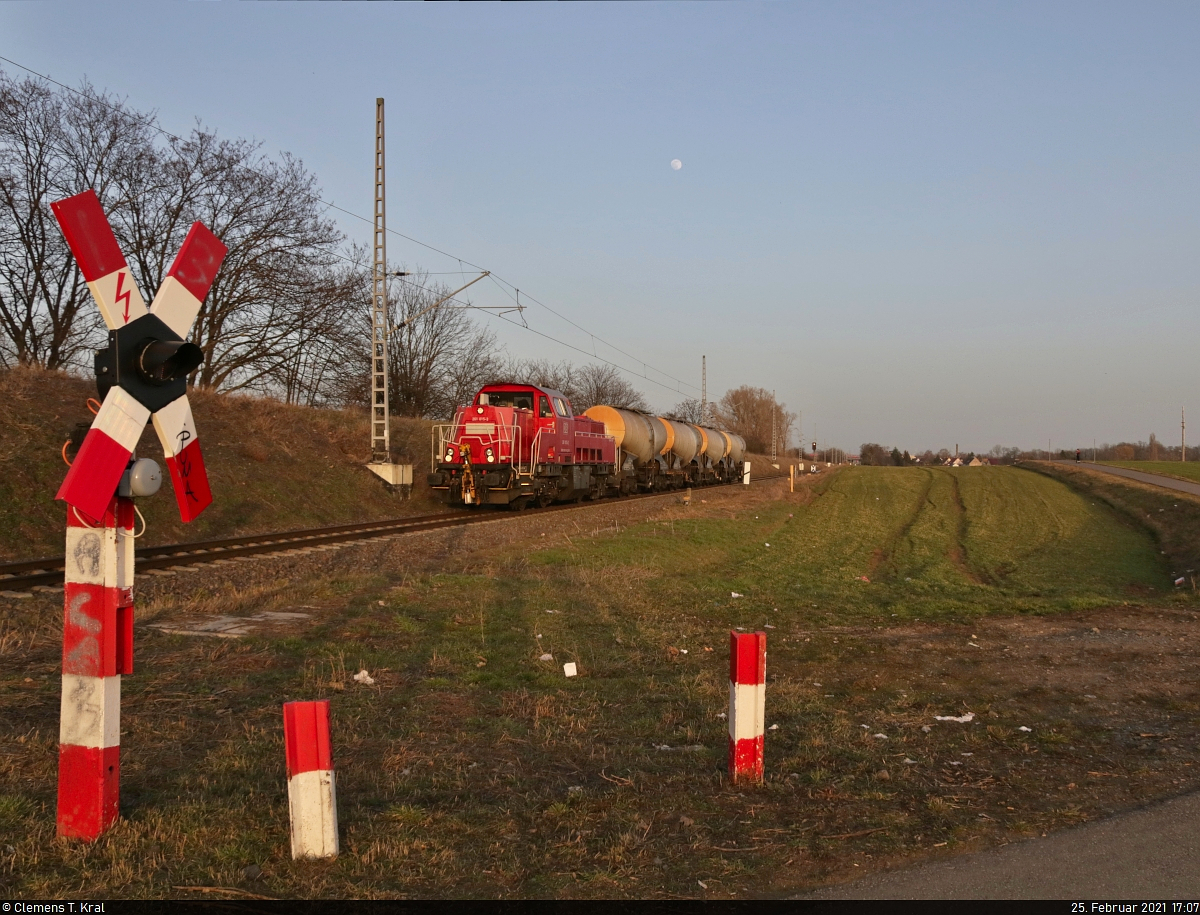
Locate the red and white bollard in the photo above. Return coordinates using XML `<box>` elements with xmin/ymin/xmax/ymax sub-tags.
<box><xmin>57</xmin><ymin>497</ymin><xmax>135</xmax><ymax>839</ymax></box>
<box><xmin>283</xmin><ymin>700</ymin><xmax>339</xmax><ymax>859</ymax></box>
<box><xmin>728</xmin><ymin>630</ymin><xmax>766</xmax><ymax>783</ymax></box>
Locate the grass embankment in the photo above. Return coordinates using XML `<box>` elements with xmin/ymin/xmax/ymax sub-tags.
<box><xmin>1099</xmin><ymin>460</ymin><xmax>1200</xmax><ymax>486</ymax></box>
<box><xmin>0</xmin><ymin>366</ymin><xmax>439</xmax><ymax>560</ymax></box>
<box><xmin>727</xmin><ymin>464</ymin><xmax>1164</xmax><ymax>621</ymax></box>
<box><xmin>2</xmin><ymin>466</ymin><xmax>1196</xmax><ymax>899</ymax></box>
<box><xmin>1030</xmin><ymin>461</ymin><xmax>1200</xmax><ymax>587</ymax></box>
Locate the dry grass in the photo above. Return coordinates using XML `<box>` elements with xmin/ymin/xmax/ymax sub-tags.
<box><xmin>2</xmin><ymin>460</ymin><xmax>1199</xmax><ymax>899</ymax></box>
<box><xmin>0</xmin><ymin>365</ymin><xmax>443</xmax><ymax>560</ymax></box>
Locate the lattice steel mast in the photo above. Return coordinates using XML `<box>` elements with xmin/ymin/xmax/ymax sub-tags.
<box><xmin>371</xmin><ymin>98</ymin><xmax>389</xmax><ymax>463</ymax></box>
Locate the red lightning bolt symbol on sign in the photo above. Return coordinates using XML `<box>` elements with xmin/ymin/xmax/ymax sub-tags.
<box><xmin>114</xmin><ymin>270</ymin><xmax>132</xmax><ymax>323</ymax></box>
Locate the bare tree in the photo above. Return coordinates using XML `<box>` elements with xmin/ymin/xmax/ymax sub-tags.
<box><xmin>668</xmin><ymin>397</ymin><xmax>706</xmax><ymax>424</ymax></box>
<box><xmin>438</xmin><ymin>323</ymin><xmax>506</xmax><ymax>418</ymax></box>
<box><xmin>146</xmin><ymin>132</ymin><xmax>349</xmax><ymax>394</ymax></box>
<box><xmin>571</xmin><ymin>363</ymin><xmax>649</xmax><ymax>412</ymax></box>
<box><xmin>0</xmin><ymin>68</ymin><xmax>358</xmax><ymax>400</ymax></box>
<box><xmin>505</xmin><ymin>359</ymin><xmax>578</xmax><ymax>399</ymax></box>
<box><xmin>0</xmin><ymin>73</ymin><xmax>152</xmax><ymax>368</ymax></box>
<box><xmin>711</xmin><ymin>385</ymin><xmax>796</xmax><ymax>453</ymax></box>
<box><xmin>859</xmin><ymin>443</ymin><xmax>891</xmax><ymax>466</ymax></box>
<box><xmin>499</xmin><ymin>358</ymin><xmax>649</xmax><ymax>413</ymax></box>
<box><xmin>267</xmin><ymin>255</ymin><xmax>365</xmax><ymax>406</ymax></box>
<box><xmin>382</xmin><ymin>270</ymin><xmax>502</xmax><ymax>419</ymax></box>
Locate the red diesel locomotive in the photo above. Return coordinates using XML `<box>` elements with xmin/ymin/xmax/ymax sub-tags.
<box><xmin>427</xmin><ymin>382</ymin><xmax>746</xmax><ymax>508</ymax></box>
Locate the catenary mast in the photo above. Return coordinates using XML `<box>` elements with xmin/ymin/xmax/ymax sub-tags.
<box><xmin>370</xmin><ymin>98</ymin><xmax>389</xmax><ymax>464</ymax></box>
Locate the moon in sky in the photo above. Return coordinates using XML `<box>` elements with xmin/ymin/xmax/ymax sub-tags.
<box><xmin>670</xmin><ymin>158</ymin><xmax>682</xmax><ymax>170</ymax></box>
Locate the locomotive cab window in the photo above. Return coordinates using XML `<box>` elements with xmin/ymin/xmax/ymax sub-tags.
<box><xmin>479</xmin><ymin>391</ymin><xmax>533</xmax><ymax>411</ymax></box>
<box><xmin>552</xmin><ymin>397</ymin><xmax>569</xmax><ymax>417</ymax></box>
<box><xmin>539</xmin><ymin>396</ymin><xmax>554</xmax><ymax>418</ymax></box>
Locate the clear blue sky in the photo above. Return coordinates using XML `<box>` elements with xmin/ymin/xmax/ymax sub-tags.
<box><xmin>4</xmin><ymin>2</ymin><xmax>1198</xmax><ymax>454</ymax></box>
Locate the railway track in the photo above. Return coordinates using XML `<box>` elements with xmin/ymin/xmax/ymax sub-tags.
<box><xmin>0</xmin><ymin>473</ymin><xmax>789</xmax><ymax>594</ymax></box>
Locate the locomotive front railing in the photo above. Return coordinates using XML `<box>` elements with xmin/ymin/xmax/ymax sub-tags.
<box><xmin>433</xmin><ymin>420</ymin><xmax>527</xmax><ymax>476</ymax></box>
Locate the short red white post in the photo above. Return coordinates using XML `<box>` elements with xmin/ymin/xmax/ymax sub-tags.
<box><xmin>283</xmin><ymin>700</ymin><xmax>339</xmax><ymax>859</ymax></box>
<box><xmin>57</xmin><ymin>496</ymin><xmax>135</xmax><ymax>838</ymax></box>
<box><xmin>728</xmin><ymin>630</ymin><xmax>766</xmax><ymax>783</ymax></box>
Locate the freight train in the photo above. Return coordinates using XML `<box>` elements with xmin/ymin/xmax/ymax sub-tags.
<box><xmin>427</xmin><ymin>382</ymin><xmax>746</xmax><ymax>508</ymax></box>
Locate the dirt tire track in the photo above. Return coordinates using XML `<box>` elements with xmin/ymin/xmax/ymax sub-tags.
<box><xmin>869</xmin><ymin>468</ymin><xmax>934</xmax><ymax>580</ymax></box>
<box><xmin>939</xmin><ymin>468</ymin><xmax>989</xmax><ymax>585</ymax></box>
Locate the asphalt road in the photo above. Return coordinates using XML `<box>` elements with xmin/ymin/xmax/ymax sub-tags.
<box><xmin>1055</xmin><ymin>460</ymin><xmax>1200</xmax><ymax>497</ymax></box>
<box><xmin>793</xmin><ymin>789</ymin><xmax>1200</xmax><ymax>900</ymax></box>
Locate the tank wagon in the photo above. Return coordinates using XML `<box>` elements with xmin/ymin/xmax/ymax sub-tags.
<box><xmin>427</xmin><ymin>382</ymin><xmax>747</xmax><ymax>509</ymax></box>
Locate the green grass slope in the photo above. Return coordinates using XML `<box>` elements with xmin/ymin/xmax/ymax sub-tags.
<box><xmin>547</xmin><ymin>465</ymin><xmax>1167</xmax><ymax>629</ymax></box>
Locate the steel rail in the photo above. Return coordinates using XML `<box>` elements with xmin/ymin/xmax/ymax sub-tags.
<box><xmin>0</xmin><ymin>473</ymin><xmax>788</xmax><ymax>593</ymax></box>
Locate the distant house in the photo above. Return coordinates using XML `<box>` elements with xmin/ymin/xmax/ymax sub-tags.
<box><xmin>951</xmin><ymin>457</ymin><xmax>963</xmax><ymax>467</ymax></box>
<box><xmin>968</xmin><ymin>457</ymin><xmax>983</xmax><ymax>467</ymax></box>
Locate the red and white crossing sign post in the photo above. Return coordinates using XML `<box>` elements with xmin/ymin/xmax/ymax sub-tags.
<box><xmin>51</xmin><ymin>189</ymin><xmax>226</xmax><ymax>840</ymax></box>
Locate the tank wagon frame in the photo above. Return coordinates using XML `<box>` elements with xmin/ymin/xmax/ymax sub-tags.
<box><xmin>427</xmin><ymin>383</ymin><xmax>746</xmax><ymax>509</ymax></box>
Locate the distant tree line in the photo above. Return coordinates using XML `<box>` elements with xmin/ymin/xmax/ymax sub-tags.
<box><xmin>1064</xmin><ymin>434</ymin><xmax>1199</xmax><ymax>462</ymax></box>
<box><xmin>854</xmin><ymin>439</ymin><xmax>1200</xmax><ymax>465</ymax></box>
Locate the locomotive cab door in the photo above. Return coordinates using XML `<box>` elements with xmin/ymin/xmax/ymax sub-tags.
<box><xmin>551</xmin><ymin>395</ymin><xmax>573</xmax><ymax>461</ymax></box>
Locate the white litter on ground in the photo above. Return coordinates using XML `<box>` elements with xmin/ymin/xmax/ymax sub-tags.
<box><xmin>563</xmin><ymin>662</ymin><xmax>578</xmax><ymax>677</ymax></box>
<box><xmin>873</xmin><ymin>733</ymin><xmax>888</xmax><ymax>740</ymax></box>
<box><xmin>921</xmin><ymin>725</ymin><xmax>932</xmax><ymax>732</ymax></box>
<box><xmin>1019</xmin><ymin>726</ymin><xmax>1032</xmax><ymax>732</ymax></box>
<box><xmin>768</xmin><ymin>724</ymin><xmax>779</xmax><ymax>731</ymax></box>
<box><xmin>539</xmin><ymin>653</ymin><xmax>554</xmax><ymax>661</ymax></box>
<box><xmin>731</xmin><ymin>592</ymin><xmax>744</xmax><ymax>598</ymax></box>
<box><xmin>352</xmin><ymin>669</ymin><xmax>375</xmax><ymax>685</ymax></box>
<box><xmin>934</xmin><ymin>712</ymin><xmax>975</xmax><ymax>723</ymax></box>
<box><xmin>903</xmin><ymin>758</ymin><xmax>917</xmax><ymax>764</ymax></box>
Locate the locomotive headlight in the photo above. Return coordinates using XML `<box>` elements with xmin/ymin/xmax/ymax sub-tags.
<box><xmin>486</xmin><ymin>448</ymin><xmax>495</xmax><ymax>463</ymax></box>
<box><xmin>445</xmin><ymin>448</ymin><xmax>456</xmax><ymax>462</ymax></box>
<box><xmin>477</xmin><ymin>406</ymin><xmax>485</xmax><ymax>414</ymax></box>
